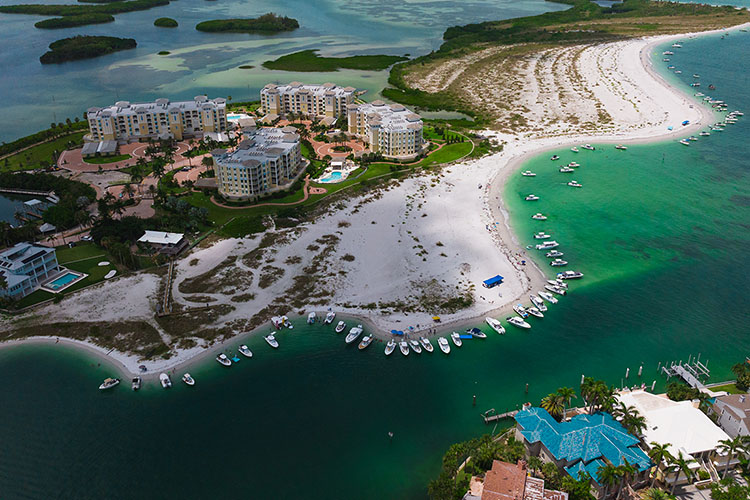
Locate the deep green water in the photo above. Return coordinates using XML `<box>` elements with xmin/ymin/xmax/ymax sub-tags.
<box><xmin>0</xmin><ymin>25</ymin><xmax>749</xmax><ymax>500</ymax></box>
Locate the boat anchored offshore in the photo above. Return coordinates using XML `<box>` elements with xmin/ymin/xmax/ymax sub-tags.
<box><xmin>239</xmin><ymin>345</ymin><xmax>253</xmax><ymax>358</ymax></box>
<box><xmin>216</xmin><ymin>353</ymin><xmax>232</xmax><ymax>366</ymax></box>
<box><xmin>182</xmin><ymin>373</ymin><xmax>195</xmax><ymax>386</ymax></box>
<box><xmin>536</xmin><ymin>240</ymin><xmax>559</xmax><ymax>250</ymax></box>
<box><xmin>485</xmin><ymin>317</ymin><xmax>506</xmax><ymax>335</ymax></box>
<box><xmin>546</xmin><ymin>250</ymin><xmax>564</xmax><ymax>258</ymax></box>
<box><xmin>467</xmin><ymin>327</ymin><xmax>487</xmax><ymax>339</ymax></box>
<box><xmin>385</xmin><ymin>339</ymin><xmax>396</xmax><ymax>356</ymax></box>
<box><xmin>680</xmin><ymin>139</ymin><xmax>691</xmax><ymax>146</ymax></box>
<box><xmin>550</xmin><ymin>278</ymin><xmax>567</xmax><ymax>289</ymax></box>
<box><xmin>513</xmin><ymin>304</ymin><xmax>529</xmax><ymax>318</ymax></box>
<box><xmin>131</xmin><ymin>377</ymin><xmax>141</xmax><ymax>391</ymax></box>
<box><xmin>451</xmin><ymin>332</ymin><xmax>463</xmax><ymax>347</ymax></box>
<box><xmin>345</xmin><ymin>325</ymin><xmax>364</xmax><ymax>344</ymax></box>
<box><xmin>335</xmin><ymin>321</ymin><xmax>346</xmax><ymax>333</ymax></box>
<box><xmin>399</xmin><ymin>341</ymin><xmax>410</xmax><ymax>356</ymax></box>
<box><xmin>409</xmin><ymin>339</ymin><xmax>423</xmax><ymax>354</ymax></box>
<box><xmin>558</xmin><ymin>270</ymin><xmax>584</xmax><ymax>280</ymax></box>
<box><xmin>358</xmin><ymin>334</ymin><xmax>373</xmax><ymax>350</ymax></box>
<box><xmin>525</xmin><ymin>194</ymin><xmax>539</xmax><ymax>201</ymax></box>
<box><xmin>550</xmin><ymin>258</ymin><xmax>568</xmax><ymax>267</ymax></box>
<box><xmin>534</xmin><ymin>232</ymin><xmax>550</xmax><ymax>239</ymax></box>
<box><xmin>538</xmin><ymin>291</ymin><xmax>558</xmax><ymax>304</ymax></box>
<box><xmin>527</xmin><ymin>307</ymin><xmax>544</xmax><ymax>318</ymax></box>
<box><xmin>550</xmin><ymin>155</ymin><xmax>560</xmax><ymax>161</ymax></box>
<box><xmin>699</xmin><ymin>131</ymin><xmax>710</xmax><ymax>137</ymax></box>
<box><xmin>160</xmin><ymin>373</ymin><xmax>172</xmax><ymax>389</ymax></box>
<box><xmin>506</xmin><ymin>316</ymin><xmax>531</xmax><ymax>329</ymax></box>
<box><xmin>568</xmin><ymin>162</ymin><xmax>580</xmax><ymax>167</ymax></box>
<box><xmin>324</xmin><ymin>311</ymin><xmax>336</xmax><ymax>324</ymax></box>
<box><xmin>307</xmin><ymin>312</ymin><xmax>317</xmax><ymax>324</ymax></box>
<box><xmin>521</xmin><ymin>170</ymin><xmax>536</xmax><ymax>177</ymax></box>
<box><xmin>99</xmin><ymin>378</ymin><xmax>120</xmax><ymax>391</ymax></box>
<box><xmin>560</xmin><ymin>167</ymin><xmax>574</xmax><ymax>173</ymax></box>
<box><xmin>419</xmin><ymin>337</ymin><xmax>434</xmax><ymax>353</ymax></box>
<box><xmin>581</xmin><ymin>144</ymin><xmax>595</xmax><ymax>151</ymax></box>
<box><xmin>568</xmin><ymin>180</ymin><xmax>582</xmax><ymax>188</ymax></box>
<box><xmin>532</xmin><ymin>213</ymin><xmax>547</xmax><ymax>220</ymax></box>
<box><xmin>545</xmin><ymin>284</ymin><xmax>567</xmax><ymax>295</ymax></box>
<box><xmin>437</xmin><ymin>337</ymin><xmax>451</xmax><ymax>354</ymax></box>
<box><xmin>615</xmin><ymin>145</ymin><xmax>627</xmax><ymax>150</ymax></box>
<box><xmin>530</xmin><ymin>295</ymin><xmax>547</xmax><ymax>312</ymax></box>
<box><xmin>265</xmin><ymin>334</ymin><xmax>279</xmax><ymax>349</ymax></box>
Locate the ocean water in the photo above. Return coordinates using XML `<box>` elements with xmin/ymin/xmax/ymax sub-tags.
<box><xmin>0</xmin><ymin>0</ymin><xmax>566</xmax><ymax>142</ymax></box>
<box><xmin>0</xmin><ymin>22</ymin><xmax>749</xmax><ymax>500</ymax></box>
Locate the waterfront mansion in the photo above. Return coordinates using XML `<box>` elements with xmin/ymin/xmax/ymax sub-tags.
<box><xmin>0</xmin><ymin>243</ymin><xmax>59</xmax><ymax>299</ymax></box>
<box><xmin>260</xmin><ymin>82</ymin><xmax>356</xmax><ymax>119</ymax></box>
<box><xmin>87</xmin><ymin>96</ymin><xmax>227</xmax><ymax>143</ymax></box>
<box><xmin>347</xmin><ymin>101</ymin><xmax>425</xmax><ymax>160</ymax></box>
<box><xmin>211</xmin><ymin>127</ymin><xmax>303</xmax><ymax>200</ymax></box>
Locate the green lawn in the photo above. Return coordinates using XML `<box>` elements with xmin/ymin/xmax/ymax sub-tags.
<box><xmin>56</xmin><ymin>242</ymin><xmax>105</xmax><ymax>264</ymax></box>
<box><xmin>13</xmin><ymin>289</ymin><xmax>55</xmax><ymax>309</ymax></box>
<box><xmin>262</xmin><ymin>49</ymin><xmax>408</xmax><ymax>72</ymax></box>
<box><xmin>83</xmin><ymin>153</ymin><xmax>131</xmax><ymax>164</ymax></box>
<box><xmin>64</xmin><ymin>256</ymin><xmax>116</xmax><ymax>293</ymax></box>
<box><xmin>2</xmin><ymin>131</ymin><xmax>85</xmax><ymax>172</ymax></box>
<box><xmin>709</xmin><ymin>383</ymin><xmax>747</xmax><ymax>395</ymax></box>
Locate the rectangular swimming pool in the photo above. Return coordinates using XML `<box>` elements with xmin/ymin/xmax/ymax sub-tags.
<box><xmin>46</xmin><ymin>272</ymin><xmax>81</xmax><ymax>290</ymax></box>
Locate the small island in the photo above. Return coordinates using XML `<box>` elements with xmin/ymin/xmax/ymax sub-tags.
<box><xmin>195</xmin><ymin>13</ymin><xmax>298</xmax><ymax>34</ymax></box>
<box><xmin>40</xmin><ymin>35</ymin><xmax>137</xmax><ymax>64</ymax></box>
<box><xmin>158</xmin><ymin>51</ymin><xmax>171</xmax><ymax>55</ymax></box>
<box><xmin>0</xmin><ymin>0</ymin><xmax>171</xmax><ymax>29</ymax></box>
<box><xmin>35</xmin><ymin>13</ymin><xmax>114</xmax><ymax>29</ymax></box>
<box><xmin>154</xmin><ymin>17</ymin><xmax>178</xmax><ymax>27</ymax></box>
<box><xmin>262</xmin><ymin>49</ymin><xmax>409</xmax><ymax>72</ymax></box>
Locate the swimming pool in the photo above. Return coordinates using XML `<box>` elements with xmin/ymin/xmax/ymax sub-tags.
<box><xmin>227</xmin><ymin>114</ymin><xmax>250</xmax><ymax>121</ymax></box>
<box><xmin>318</xmin><ymin>172</ymin><xmax>343</xmax><ymax>183</ymax></box>
<box><xmin>46</xmin><ymin>272</ymin><xmax>81</xmax><ymax>290</ymax></box>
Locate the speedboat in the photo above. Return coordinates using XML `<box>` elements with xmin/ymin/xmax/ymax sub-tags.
<box><xmin>160</xmin><ymin>373</ymin><xmax>172</xmax><ymax>389</ymax></box>
<box><xmin>399</xmin><ymin>341</ymin><xmax>410</xmax><ymax>356</ymax></box>
<box><xmin>525</xmin><ymin>194</ymin><xmax>539</xmax><ymax>201</ymax></box>
<box><xmin>506</xmin><ymin>316</ymin><xmax>531</xmax><ymax>329</ymax></box>
<box><xmin>99</xmin><ymin>378</ymin><xmax>120</xmax><ymax>390</ymax></box>
<box><xmin>385</xmin><ymin>339</ymin><xmax>396</xmax><ymax>356</ymax></box>
<box><xmin>216</xmin><ymin>353</ymin><xmax>232</xmax><ymax>366</ymax></box>
<box><xmin>182</xmin><ymin>373</ymin><xmax>195</xmax><ymax>386</ymax></box>
<box><xmin>419</xmin><ymin>337</ymin><xmax>434</xmax><ymax>353</ymax></box>
<box><xmin>570</xmin><ymin>147</ymin><xmax>579</xmax><ymax>153</ymax></box>
<box><xmin>550</xmin><ymin>155</ymin><xmax>560</xmax><ymax>161</ymax></box>
<box><xmin>527</xmin><ymin>307</ymin><xmax>544</xmax><ymax>318</ymax></box>
<box><xmin>521</xmin><ymin>170</ymin><xmax>536</xmax><ymax>177</ymax></box>
<box><xmin>534</xmin><ymin>232</ymin><xmax>550</xmax><ymax>239</ymax></box>
<box><xmin>530</xmin><ymin>295</ymin><xmax>547</xmax><ymax>312</ymax></box>
<box><xmin>409</xmin><ymin>339</ymin><xmax>422</xmax><ymax>354</ymax></box>
<box><xmin>451</xmin><ymin>332</ymin><xmax>463</xmax><ymax>347</ymax></box>
<box><xmin>672</xmin><ymin>43</ymin><xmax>682</xmax><ymax>48</ymax></box>
<box><xmin>582</xmin><ymin>144</ymin><xmax>595</xmax><ymax>151</ymax></box>
<box><xmin>281</xmin><ymin>316</ymin><xmax>293</xmax><ymax>329</ymax></box>
<box><xmin>335</xmin><ymin>320</ymin><xmax>346</xmax><ymax>333</ymax></box>
<box><xmin>307</xmin><ymin>311</ymin><xmax>316</xmax><ymax>324</ymax></box>
<box><xmin>675</xmin><ymin>70</ymin><xmax>682</xmax><ymax>74</ymax></box>
<box><xmin>131</xmin><ymin>377</ymin><xmax>141</xmax><ymax>391</ymax></box>
<box><xmin>546</xmin><ymin>250</ymin><xmax>564</xmax><ymax>258</ymax></box>
<box><xmin>558</xmin><ymin>270</ymin><xmax>584</xmax><ymax>280</ymax></box>
<box><xmin>324</xmin><ymin>311</ymin><xmax>336</xmax><ymax>324</ymax></box>
<box><xmin>531</xmin><ymin>213</ymin><xmax>547</xmax><ymax>220</ymax></box>
<box><xmin>560</xmin><ymin>167</ymin><xmax>574</xmax><ymax>173</ymax></box>
<box><xmin>239</xmin><ymin>345</ymin><xmax>253</xmax><ymax>358</ymax></box>
<box><xmin>345</xmin><ymin>325</ymin><xmax>364</xmax><ymax>344</ymax></box>
<box><xmin>693</xmin><ymin>74</ymin><xmax>700</xmax><ymax>78</ymax></box>
<box><xmin>711</xmin><ymin>127</ymin><xmax>724</xmax><ymax>132</ymax></box>
<box><xmin>568</xmin><ymin>181</ymin><xmax>582</xmax><ymax>188</ymax></box>
<box><xmin>667</xmin><ymin>65</ymin><xmax>675</xmax><ymax>69</ymax></box>
<box><xmin>689</xmin><ymin>136</ymin><xmax>698</xmax><ymax>141</ymax></box>
<box><xmin>568</xmin><ymin>162</ymin><xmax>580</xmax><ymax>167</ymax></box>
<box><xmin>437</xmin><ymin>337</ymin><xmax>451</xmax><ymax>354</ymax></box>
<box><xmin>551</xmin><ymin>278</ymin><xmax>568</xmax><ymax>289</ymax></box>
<box><xmin>535</xmin><ymin>240</ymin><xmax>559</xmax><ymax>250</ymax></box>
<box><xmin>513</xmin><ymin>304</ymin><xmax>529</xmax><ymax>318</ymax></box>
<box><xmin>663</xmin><ymin>50</ymin><xmax>674</xmax><ymax>55</ymax></box>
<box><xmin>358</xmin><ymin>334</ymin><xmax>373</xmax><ymax>350</ymax></box>
<box><xmin>699</xmin><ymin>131</ymin><xmax>710</xmax><ymax>137</ymax></box>
<box><xmin>550</xmin><ymin>258</ymin><xmax>568</xmax><ymax>267</ymax></box>
<box><xmin>466</xmin><ymin>327</ymin><xmax>486</xmax><ymax>339</ymax></box>
<box><xmin>485</xmin><ymin>317</ymin><xmax>506</xmax><ymax>335</ymax></box>
<box><xmin>538</xmin><ymin>291</ymin><xmax>558</xmax><ymax>304</ymax></box>
<box><xmin>615</xmin><ymin>145</ymin><xmax>627</xmax><ymax>150</ymax></box>
<box><xmin>545</xmin><ymin>284</ymin><xmax>567</xmax><ymax>295</ymax></box>
<box><xmin>690</xmin><ymin>83</ymin><xmax>700</xmax><ymax>87</ymax></box>
<box><xmin>265</xmin><ymin>334</ymin><xmax>279</xmax><ymax>348</ymax></box>
<box><xmin>271</xmin><ymin>316</ymin><xmax>283</xmax><ymax>328</ymax></box>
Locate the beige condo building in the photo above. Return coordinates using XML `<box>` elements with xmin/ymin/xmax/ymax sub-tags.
<box><xmin>87</xmin><ymin>96</ymin><xmax>227</xmax><ymax>143</ymax></box>
<box><xmin>260</xmin><ymin>82</ymin><xmax>356</xmax><ymax>119</ymax></box>
<box><xmin>347</xmin><ymin>101</ymin><xmax>425</xmax><ymax>160</ymax></box>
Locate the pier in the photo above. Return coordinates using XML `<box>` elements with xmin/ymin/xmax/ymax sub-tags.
<box><xmin>0</xmin><ymin>187</ymin><xmax>55</xmax><ymax>197</ymax></box>
<box><xmin>660</xmin><ymin>354</ymin><xmax>711</xmax><ymax>389</ymax></box>
<box><xmin>481</xmin><ymin>408</ymin><xmax>519</xmax><ymax>424</ymax></box>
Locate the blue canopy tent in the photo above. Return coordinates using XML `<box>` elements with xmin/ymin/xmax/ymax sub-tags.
<box><xmin>482</xmin><ymin>275</ymin><xmax>504</xmax><ymax>288</ymax></box>
<box><xmin>390</xmin><ymin>330</ymin><xmax>404</xmax><ymax>336</ymax></box>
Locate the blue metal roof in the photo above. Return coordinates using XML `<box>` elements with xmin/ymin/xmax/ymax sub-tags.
<box><xmin>482</xmin><ymin>275</ymin><xmax>504</xmax><ymax>285</ymax></box>
<box><xmin>515</xmin><ymin>407</ymin><xmax>653</xmax><ymax>482</ymax></box>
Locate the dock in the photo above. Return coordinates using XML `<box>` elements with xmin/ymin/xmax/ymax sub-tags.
<box><xmin>661</xmin><ymin>354</ymin><xmax>711</xmax><ymax>389</ymax></box>
<box><xmin>481</xmin><ymin>408</ymin><xmax>519</xmax><ymax>424</ymax></box>
<box><xmin>0</xmin><ymin>187</ymin><xmax>55</xmax><ymax>197</ymax></box>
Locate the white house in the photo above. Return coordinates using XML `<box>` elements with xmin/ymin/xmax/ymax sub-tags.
<box><xmin>710</xmin><ymin>394</ymin><xmax>750</xmax><ymax>438</ymax></box>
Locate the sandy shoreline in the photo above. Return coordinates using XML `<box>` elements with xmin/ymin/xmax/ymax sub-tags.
<box><xmin>2</xmin><ymin>23</ymin><xmax>747</xmax><ymax>380</ymax></box>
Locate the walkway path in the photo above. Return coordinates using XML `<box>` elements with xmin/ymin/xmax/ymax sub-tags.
<box><xmin>0</xmin><ymin>130</ymin><xmax>83</xmax><ymax>162</ymax></box>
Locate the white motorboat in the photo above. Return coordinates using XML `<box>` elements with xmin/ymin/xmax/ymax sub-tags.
<box><xmin>159</xmin><ymin>373</ymin><xmax>172</xmax><ymax>389</ymax></box>
<box><xmin>560</xmin><ymin>167</ymin><xmax>574</xmax><ymax>173</ymax></box>
<box><xmin>675</xmin><ymin>70</ymin><xmax>682</xmax><ymax>74</ymax></box>
<box><xmin>693</xmin><ymin>74</ymin><xmax>700</xmax><ymax>78</ymax></box>
<box><xmin>550</xmin><ymin>154</ymin><xmax>559</xmax><ymax>161</ymax></box>
<box><xmin>672</xmin><ymin>43</ymin><xmax>682</xmax><ymax>48</ymax></box>
<box><xmin>530</xmin><ymin>295</ymin><xmax>547</xmax><ymax>312</ymax></box>
<box><xmin>558</xmin><ymin>270</ymin><xmax>584</xmax><ymax>280</ymax></box>
<box><xmin>663</xmin><ymin>50</ymin><xmax>674</xmax><ymax>55</ymax></box>
<box><xmin>385</xmin><ymin>339</ymin><xmax>396</xmax><ymax>356</ymax></box>
<box><xmin>345</xmin><ymin>325</ymin><xmax>364</xmax><ymax>344</ymax></box>
<box><xmin>271</xmin><ymin>316</ymin><xmax>283</xmax><ymax>328</ymax></box>
<box><xmin>335</xmin><ymin>321</ymin><xmax>346</xmax><ymax>333</ymax></box>
<box><xmin>615</xmin><ymin>145</ymin><xmax>627</xmax><ymax>150</ymax></box>
<box><xmin>525</xmin><ymin>194</ymin><xmax>539</xmax><ymax>201</ymax></box>
<box><xmin>99</xmin><ymin>378</ymin><xmax>120</xmax><ymax>390</ymax></box>
<box><xmin>546</xmin><ymin>250</ymin><xmax>564</xmax><ymax>258</ymax></box>
<box><xmin>534</xmin><ymin>232</ymin><xmax>550</xmax><ymax>239</ymax></box>
<box><xmin>466</xmin><ymin>327</ymin><xmax>486</xmax><ymax>339</ymax></box>
<box><xmin>281</xmin><ymin>315</ymin><xmax>293</xmax><ymax>329</ymax></box>
<box><xmin>513</xmin><ymin>304</ymin><xmax>529</xmax><ymax>318</ymax></box>
<box><xmin>527</xmin><ymin>307</ymin><xmax>544</xmax><ymax>318</ymax></box>
<box><xmin>571</xmin><ymin>147</ymin><xmax>579</xmax><ymax>153</ymax></box>
<box><xmin>182</xmin><ymin>373</ymin><xmax>195</xmax><ymax>386</ymax></box>
<box><xmin>711</xmin><ymin>127</ymin><xmax>724</xmax><ymax>132</ymax></box>
<box><xmin>451</xmin><ymin>332</ymin><xmax>463</xmax><ymax>347</ymax></box>
<box><xmin>324</xmin><ymin>311</ymin><xmax>336</xmax><ymax>324</ymax></box>
<box><xmin>699</xmin><ymin>131</ymin><xmax>710</xmax><ymax>137</ymax></box>
<box><xmin>532</xmin><ymin>213</ymin><xmax>547</xmax><ymax>220</ymax></box>
<box><xmin>506</xmin><ymin>316</ymin><xmax>531</xmax><ymax>329</ymax></box>
<box><xmin>131</xmin><ymin>377</ymin><xmax>141</xmax><ymax>391</ymax></box>
<box><xmin>550</xmin><ymin>258</ymin><xmax>568</xmax><ymax>267</ymax></box>
<box><xmin>485</xmin><ymin>317</ymin><xmax>506</xmax><ymax>335</ymax></box>
<box><xmin>689</xmin><ymin>136</ymin><xmax>698</xmax><ymax>141</ymax></box>
<box><xmin>437</xmin><ymin>337</ymin><xmax>451</xmax><ymax>354</ymax></box>
<box><xmin>551</xmin><ymin>278</ymin><xmax>568</xmax><ymax>289</ymax></box>
<box><xmin>358</xmin><ymin>334</ymin><xmax>373</xmax><ymax>350</ymax></box>
<box><xmin>691</xmin><ymin>82</ymin><xmax>700</xmax><ymax>87</ymax></box>
<box><xmin>568</xmin><ymin>180</ymin><xmax>582</xmax><ymax>188</ymax></box>
<box><xmin>265</xmin><ymin>334</ymin><xmax>279</xmax><ymax>348</ymax></box>
<box><xmin>216</xmin><ymin>353</ymin><xmax>232</xmax><ymax>366</ymax></box>
<box><xmin>582</xmin><ymin>144</ymin><xmax>595</xmax><ymax>151</ymax></box>
<box><xmin>307</xmin><ymin>311</ymin><xmax>317</xmax><ymax>324</ymax></box>
<box><xmin>545</xmin><ymin>284</ymin><xmax>567</xmax><ymax>295</ymax></box>
<box><xmin>521</xmin><ymin>170</ymin><xmax>536</xmax><ymax>177</ymax></box>
<box><xmin>419</xmin><ymin>337</ymin><xmax>434</xmax><ymax>353</ymax></box>
<box><xmin>399</xmin><ymin>341</ymin><xmax>410</xmax><ymax>356</ymax></box>
<box><xmin>568</xmin><ymin>162</ymin><xmax>580</xmax><ymax>167</ymax></box>
<box><xmin>239</xmin><ymin>345</ymin><xmax>253</xmax><ymax>358</ymax></box>
<box><xmin>409</xmin><ymin>339</ymin><xmax>423</xmax><ymax>354</ymax></box>
<box><xmin>535</xmin><ymin>240</ymin><xmax>559</xmax><ymax>250</ymax></box>
<box><xmin>538</xmin><ymin>291</ymin><xmax>558</xmax><ymax>304</ymax></box>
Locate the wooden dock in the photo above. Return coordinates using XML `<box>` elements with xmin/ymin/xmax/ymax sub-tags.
<box><xmin>481</xmin><ymin>408</ymin><xmax>519</xmax><ymax>424</ymax></box>
<box><xmin>661</xmin><ymin>354</ymin><xmax>711</xmax><ymax>389</ymax></box>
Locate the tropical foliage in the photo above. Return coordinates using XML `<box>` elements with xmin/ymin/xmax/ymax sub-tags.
<box><xmin>196</xmin><ymin>13</ymin><xmax>299</xmax><ymax>33</ymax></box>
<box><xmin>731</xmin><ymin>362</ymin><xmax>750</xmax><ymax>391</ymax></box>
<box><xmin>40</xmin><ymin>35</ymin><xmax>136</xmax><ymax>64</ymax></box>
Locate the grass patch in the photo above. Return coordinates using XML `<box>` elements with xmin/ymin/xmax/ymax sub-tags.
<box><xmin>218</xmin><ymin>215</ymin><xmax>266</xmax><ymax>237</ymax></box>
<box><xmin>2</xmin><ymin>131</ymin><xmax>85</xmax><ymax>171</ymax></box>
<box><xmin>83</xmin><ymin>153</ymin><xmax>131</xmax><ymax>164</ymax></box>
<box><xmin>263</xmin><ymin>49</ymin><xmax>408</xmax><ymax>72</ymax></box>
<box><xmin>56</xmin><ymin>242</ymin><xmax>105</xmax><ymax>263</ymax></box>
<box><xmin>709</xmin><ymin>383</ymin><xmax>747</xmax><ymax>395</ymax></box>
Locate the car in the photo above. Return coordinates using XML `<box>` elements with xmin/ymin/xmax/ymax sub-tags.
<box><xmin>81</xmin><ymin>235</ymin><xmax>93</xmax><ymax>242</ymax></box>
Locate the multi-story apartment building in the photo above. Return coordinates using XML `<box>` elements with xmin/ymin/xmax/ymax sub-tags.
<box><xmin>0</xmin><ymin>243</ymin><xmax>59</xmax><ymax>299</ymax></box>
<box><xmin>260</xmin><ymin>82</ymin><xmax>356</xmax><ymax>119</ymax></box>
<box><xmin>87</xmin><ymin>96</ymin><xmax>227</xmax><ymax>143</ymax></box>
<box><xmin>347</xmin><ymin>100</ymin><xmax>425</xmax><ymax>160</ymax></box>
<box><xmin>212</xmin><ymin>127</ymin><xmax>303</xmax><ymax>200</ymax></box>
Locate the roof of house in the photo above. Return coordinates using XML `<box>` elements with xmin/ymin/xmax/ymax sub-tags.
<box><xmin>714</xmin><ymin>394</ymin><xmax>750</xmax><ymax>431</ymax></box>
<box><xmin>481</xmin><ymin>460</ymin><xmax>568</xmax><ymax>500</ymax></box>
<box><xmin>138</xmin><ymin>231</ymin><xmax>185</xmax><ymax>246</ymax></box>
<box><xmin>617</xmin><ymin>390</ymin><xmax>729</xmax><ymax>459</ymax></box>
<box><xmin>515</xmin><ymin>407</ymin><xmax>652</xmax><ymax>483</ymax></box>
<box><xmin>0</xmin><ymin>243</ymin><xmax>55</xmax><ymax>272</ymax></box>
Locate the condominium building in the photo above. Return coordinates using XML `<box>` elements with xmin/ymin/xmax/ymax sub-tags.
<box><xmin>0</xmin><ymin>242</ymin><xmax>59</xmax><ymax>299</ymax></box>
<box><xmin>212</xmin><ymin>127</ymin><xmax>303</xmax><ymax>200</ymax></box>
<box><xmin>260</xmin><ymin>82</ymin><xmax>356</xmax><ymax>119</ymax></box>
<box><xmin>87</xmin><ymin>96</ymin><xmax>227</xmax><ymax>143</ymax></box>
<box><xmin>347</xmin><ymin>100</ymin><xmax>425</xmax><ymax>159</ymax></box>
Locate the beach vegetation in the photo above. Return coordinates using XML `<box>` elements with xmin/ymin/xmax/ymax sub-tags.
<box><xmin>0</xmin><ymin>0</ymin><xmax>172</xmax><ymax>28</ymax></box>
<box><xmin>195</xmin><ymin>13</ymin><xmax>299</xmax><ymax>33</ymax></box>
<box><xmin>40</xmin><ymin>36</ymin><xmax>137</xmax><ymax>64</ymax></box>
<box><xmin>35</xmin><ymin>13</ymin><xmax>114</xmax><ymax>29</ymax></box>
<box><xmin>154</xmin><ymin>16</ymin><xmax>177</xmax><ymax>27</ymax></box>
<box><xmin>262</xmin><ymin>49</ymin><xmax>408</xmax><ymax>72</ymax></box>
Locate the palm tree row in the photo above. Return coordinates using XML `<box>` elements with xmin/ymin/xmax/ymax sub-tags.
<box><xmin>580</xmin><ymin>377</ymin><xmax>616</xmax><ymax>414</ymax></box>
<box><xmin>611</xmin><ymin>401</ymin><xmax>647</xmax><ymax>436</ymax></box>
<box><xmin>597</xmin><ymin>459</ymin><xmax>637</xmax><ymax>499</ymax></box>
<box><xmin>540</xmin><ymin>387</ymin><xmax>577</xmax><ymax>421</ymax></box>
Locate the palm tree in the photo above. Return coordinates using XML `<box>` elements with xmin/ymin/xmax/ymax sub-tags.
<box><xmin>669</xmin><ymin>451</ymin><xmax>696</xmax><ymax>495</ymax></box>
<box><xmin>581</xmin><ymin>377</ymin><xmax>597</xmax><ymax>412</ymax></box>
<box><xmin>598</xmin><ymin>463</ymin><xmax>621</xmax><ymax>499</ymax></box>
<box><xmin>642</xmin><ymin>488</ymin><xmax>670</xmax><ymax>500</ymax></box>
<box><xmin>648</xmin><ymin>442</ymin><xmax>674</xmax><ymax>488</ymax></box>
<box><xmin>623</xmin><ymin>412</ymin><xmax>647</xmax><ymax>436</ymax></box>
<box><xmin>557</xmin><ymin>387</ymin><xmax>577</xmax><ymax>420</ymax></box>
<box><xmin>616</xmin><ymin>460</ymin><xmax>637</xmax><ymax>500</ymax></box>
<box><xmin>527</xmin><ymin>456</ymin><xmax>543</xmax><ymax>477</ymax></box>
<box><xmin>541</xmin><ymin>393</ymin><xmax>565</xmax><ymax>420</ymax></box>
<box><xmin>717</xmin><ymin>436</ymin><xmax>746</xmax><ymax>479</ymax></box>
<box><xmin>123</xmin><ymin>183</ymin><xmax>135</xmax><ymax>199</ymax></box>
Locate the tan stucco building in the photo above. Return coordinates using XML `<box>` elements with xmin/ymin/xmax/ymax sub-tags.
<box><xmin>260</xmin><ymin>82</ymin><xmax>355</xmax><ymax>119</ymax></box>
<box><xmin>347</xmin><ymin>101</ymin><xmax>425</xmax><ymax>160</ymax></box>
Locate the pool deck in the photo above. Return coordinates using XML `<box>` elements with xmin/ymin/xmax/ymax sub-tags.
<box><xmin>40</xmin><ymin>269</ymin><xmax>88</xmax><ymax>294</ymax></box>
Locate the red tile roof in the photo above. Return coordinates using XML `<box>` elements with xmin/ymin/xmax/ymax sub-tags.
<box><xmin>481</xmin><ymin>461</ymin><xmax>568</xmax><ymax>500</ymax></box>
